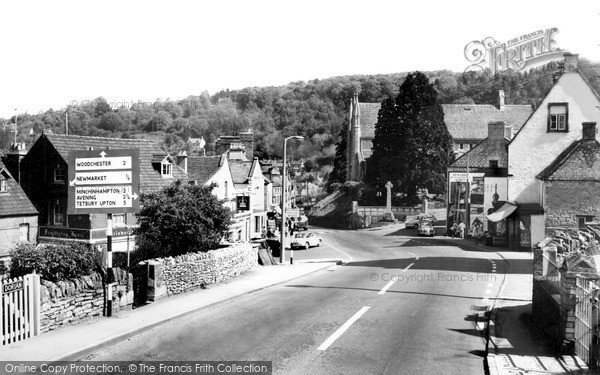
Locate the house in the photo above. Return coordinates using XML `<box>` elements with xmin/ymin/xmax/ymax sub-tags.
<box><xmin>0</xmin><ymin>158</ymin><xmax>38</xmax><ymax>261</ymax></box>
<box><xmin>506</xmin><ymin>53</ymin><xmax>600</xmax><ymax>250</ymax></box>
<box><xmin>16</xmin><ymin>133</ymin><xmax>188</xmax><ymax>251</ymax></box>
<box><xmin>536</xmin><ymin>122</ymin><xmax>600</xmax><ymax>233</ymax></box>
<box><xmin>187</xmin><ymin>154</ymin><xmax>252</xmax><ymax>242</ymax></box>
<box><xmin>346</xmin><ymin>91</ymin><xmax>532</xmax><ymax>181</ymax></box>
<box><xmin>187</xmin><ymin>137</ymin><xmax>206</xmax><ymax>155</ymax></box>
<box><xmin>447</xmin><ymin>121</ymin><xmax>510</xmax><ymax>242</ymax></box>
<box><xmin>229</xmin><ymin>158</ymin><xmax>272</xmax><ymax>238</ymax></box>
<box><xmin>214</xmin><ymin>130</ymin><xmax>254</xmax><ymax>159</ymax></box>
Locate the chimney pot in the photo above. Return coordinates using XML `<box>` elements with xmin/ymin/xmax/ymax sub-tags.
<box><xmin>582</xmin><ymin>122</ymin><xmax>597</xmax><ymax>141</ymax></box>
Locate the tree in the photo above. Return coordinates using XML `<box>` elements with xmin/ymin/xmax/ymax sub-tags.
<box><xmin>327</xmin><ymin>119</ymin><xmax>348</xmax><ymax>188</ymax></box>
<box><xmin>368</xmin><ymin>71</ymin><xmax>454</xmax><ymax>204</ymax></box>
<box><xmin>135</xmin><ymin>181</ymin><xmax>232</xmax><ymax>258</ymax></box>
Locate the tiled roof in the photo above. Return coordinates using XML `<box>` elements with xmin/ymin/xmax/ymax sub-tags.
<box><xmin>451</xmin><ymin>138</ymin><xmax>509</xmax><ymax>168</ymax></box>
<box><xmin>187</xmin><ymin>155</ymin><xmax>223</xmax><ymax>185</ymax></box>
<box><xmin>537</xmin><ymin>139</ymin><xmax>600</xmax><ymax>181</ymax></box>
<box><xmin>442</xmin><ymin>104</ymin><xmax>532</xmax><ymax>140</ymax></box>
<box><xmin>0</xmin><ymin>160</ymin><xmax>38</xmax><ymax>217</ymax></box>
<box><xmin>229</xmin><ymin>160</ymin><xmax>252</xmax><ymax>184</ymax></box>
<box><xmin>358</xmin><ymin>103</ymin><xmax>381</xmax><ymax>139</ymax></box>
<box><xmin>357</xmin><ymin>102</ymin><xmax>532</xmax><ymax>141</ymax></box>
<box><xmin>41</xmin><ymin>133</ymin><xmax>188</xmax><ymax>193</ymax></box>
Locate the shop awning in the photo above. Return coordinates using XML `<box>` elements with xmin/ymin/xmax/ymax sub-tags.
<box><xmin>487</xmin><ymin>202</ymin><xmax>517</xmax><ymax>222</ymax></box>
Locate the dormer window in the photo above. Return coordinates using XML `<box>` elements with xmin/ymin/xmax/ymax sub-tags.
<box><xmin>548</xmin><ymin>103</ymin><xmax>568</xmax><ymax>132</ymax></box>
<box><xmin>54</xmin><ymin>167</ymin><xmax>66</xmax><ymax>184</ymax></box>
<box><xmin>489</xmin><ymin>160</ymin><xmax>498</xmax><ymax>168</ymax></box>
<box><xmin>161</xmin><ymin>161</ymin><xmax>172</xmax><ymax>177</ymax></box>
<box><xmin>0</xmin><ymin>177</ymin><xmax>7</xmax><ymax>193</ymax></box>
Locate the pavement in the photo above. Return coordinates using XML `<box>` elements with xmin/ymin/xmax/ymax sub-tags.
<box><xmin>2</xmin><ymin>259</ymin><xmax>341</xmax><ymax>362</ymax></box>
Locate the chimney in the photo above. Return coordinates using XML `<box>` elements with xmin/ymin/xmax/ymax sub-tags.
<box><xmin>563</xmin><ymin>53</ymin><xmax>579</xmax><ymax>72</ymax></box>
<box><xmin>4</xmin><ymin>142</ymin><xmax>28</xmax><ymax>183</ymax></box>
<box><xmin>582</xmin><ymin>122</ymin><xmax>597</xmax><ymax>141</ymax></box>
<box><xmin>504</xmin><ymin>125</ymin><xmax>513</xmax><ymax>140</ymax></box>
<box><xmin>499</xmin><ymin>90</ymin><xmax>505</xmax><ymax>111</ymax></box>
<box><xmin>176</xmin><ymin>151</ymin><xmax>188</xmax><ymax>173</ymax></box>
<box><xmin>488</xmin><ymin>121</ymin><xmax>506</xmax><ymax>140</ymax></box>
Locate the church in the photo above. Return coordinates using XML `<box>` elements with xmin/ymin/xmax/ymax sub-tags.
<box><xmin>346</xmin><ymin>91</ymin><xmax>532</xmax><ymax>181</ymax></box>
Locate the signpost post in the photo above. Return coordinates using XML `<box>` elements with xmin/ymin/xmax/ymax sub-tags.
<box><xmin>68</xmin><ymin>149</ymin><xmax>140</xmax><ymax>317</ymax></box>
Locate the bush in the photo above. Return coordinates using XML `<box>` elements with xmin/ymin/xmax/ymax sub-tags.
<box><xmin>9</xmin><ymin>242</ymin><xmax>102</xmax><ymax>282</ymax></box>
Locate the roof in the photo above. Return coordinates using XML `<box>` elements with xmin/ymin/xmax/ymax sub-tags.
<box><xmin>357</xmin><ymin>102</ymin><xmax>531</xmax><ymax>141</ymax></box>
<box><xmin>451</xmin><ymin>138</ymin><xmax>509</xmax><ymax>168</ymax></box>
<box><xmin>39</xmin><ymin>133</ymin><xmax>188</xmax><ymax>193</ymax></box>
<box><xmin>0</xmin><ymin>160</ymin><xmax>38</xmax><ymax>217</ymax></box>
<box><xmin>537</xmin><ymin>139</ymin><xmax>600</xmax><ymax>181</ymax></box>
<box><xmin>187</xmin><ymin>155</ymin><xmax>224</xmax><ymax>185</ymax></box>
<box><xmin>229</xmin><ymin>160</ymin><xmax>253</xmax><ymax>184</ymax></box>
<box><xmin>441</xmin><ymin>104</ymin><xmax>532</xmax><ymax>139</ymax></box>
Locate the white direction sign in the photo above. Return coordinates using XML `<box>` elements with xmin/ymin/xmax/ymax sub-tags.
<box><xmin>68</xmin><ymin>149</ymin><xmax>140</xmax><ymax>214</ymax></box>
<box><xmin>71</xmin><ymin>171</ymin><xmax>133</xmax><ymax>186</ymax></box>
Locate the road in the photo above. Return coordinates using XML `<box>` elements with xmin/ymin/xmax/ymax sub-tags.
<box><xmin>79</xmin><ymin>225</ymin><xmax>513</xmax><ymax>374</ymax></box>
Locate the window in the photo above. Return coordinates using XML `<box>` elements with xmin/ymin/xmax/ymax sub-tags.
<box><xmin>577</xmin><ymin>215</ymin><xmax>595</xmax><ymax>229</ymax></box>
<box><xmin>459</xmin><ymin>143</ymin><xmax>464</xmax><ymax>149</ymax></box>
<box><xmin>548</xmin><ymin>103</ymin><xmax>568</xmax><ymax>132</ymax></box>
<box><xmin>19</xmin><ymin>224</ymin><xmax>30</xmax><ymax>242</ymax></box>
<box><xmin>112</xmin><ymin>214</ymin><xmax>126</xmax><ymax>227</ymax></box>
<box><xmin>54</xmin><ymin>199</ymin><xmax>65</xmax><ymax>226</ymax></box>
<box><xmin>224</xmin><ymin>181</ymin><xmax>229</xmax><ymax>198</ymax></box>
<box><xmin>54</xmin><ymin>167</ymin><xmax>66</xmax><ymax>183</ymax></box>
<box><xmin>489</xmin><ymin>160</ymin><xmax>499</xmax><ymax>168</ymax></box>
<box><xmin>161</xmin><ymin>161</ymin><xmax>172</xmax><ymax>177</ymax></box>
<box><xmin>0</xmin><ymin>177</ymin><xmax>6</xmax><ymax>193</ymax></box>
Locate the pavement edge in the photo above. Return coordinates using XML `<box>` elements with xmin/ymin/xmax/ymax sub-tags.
<box><xmin>51</xmin><ymin>260</ymin><xmax>342</xmax><ymax>362</ymax></box>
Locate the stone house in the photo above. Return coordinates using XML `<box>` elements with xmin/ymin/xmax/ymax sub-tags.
<box><xmin>0</xmin><ymin>158</ymin><xmax>38</xmax><ymax>261</ymax></box>
<box><xmin>536</xmin><ymin>122</ymin><xmax>600</xmax><ymax>233</ymax></box>
<box><xmin>346</xmin><ymin>91</ymin><xmax>532</xmax><ymax>181</ymax></box>
<box><xmin>507</xmin><ymin>54</ymin><xmax>600</xmax><ymax>250</ymax></box>
<box><xmin>446</xmin><ymin>121</ymin><xmax>511</xmax><ymax>241</ymax></box>
<box><xmin>14</xmin><ymin>133</ymin><xmax>188</xmax><ymax>252</ymax></box>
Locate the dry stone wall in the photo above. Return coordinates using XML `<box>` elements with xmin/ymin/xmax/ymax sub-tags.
<box><xmin>158</xmin><ymin>244</ymin><xmax>257</xmax><ymax>296</ymax></box>
<box><xmin>39</xmin><ymin>268</ymin><xmax>132</xmax><ymax>332</ymax></box>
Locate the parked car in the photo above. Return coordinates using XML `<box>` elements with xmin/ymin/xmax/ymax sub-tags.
<box><xmin>291</xmin><ymin>232</ymin><xmax>322</xmax><ymax>249</ymax></box>
<box><xmin>405</xmin><ymin>214</ymin><xmax>437</xmax><ymax>229</ymax></box>
<box><xmin>296</xmin><ymin>215</ymin><xmax>309</xmax><ymax>231</ymax></box>
<box><xmin>418</xmin><ymin>219</ymin><xmax>435</xmax><ymax>236</ymax></box>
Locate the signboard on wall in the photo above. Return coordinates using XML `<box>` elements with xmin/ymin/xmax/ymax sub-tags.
<box><xmin>67</xmin><ymin>149</ymin><xmax>140</xmax><ymax>214</ymax></box>
<box><xmin>237</xmin><ymin>196</ymin><xmax>250</xmax><ymax>211</ymax></box>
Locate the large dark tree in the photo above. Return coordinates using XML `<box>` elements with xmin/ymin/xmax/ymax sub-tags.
<box><xmin>135</xmin><ymin>181</ymin><xmax>232</xmax><ymax>258</ymax></box>
<box><xmin>368</xmin><ymin>71</ymin><xmax>454</xmax><ymax>204</ymax></box>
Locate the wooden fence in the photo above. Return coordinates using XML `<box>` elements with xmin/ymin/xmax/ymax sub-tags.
<box><xmin>1</xmin><ymin>273</ymin><xmax>41</xmax><ymax>345</ymax></box>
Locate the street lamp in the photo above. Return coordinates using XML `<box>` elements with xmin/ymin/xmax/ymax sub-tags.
<box><xmin>280</xmin><ymin>135</ymin><xmax>304</xmax><ymax>264</ymax></box>
<box><xmin>65</xmin><ymin>107</ymin><xmax>88</xmax><ymax>135</ymax></box>
<box><xmin>456</xmin><ymin>149</ymin><xmax>471</xmax><ymax>236</ymax></box>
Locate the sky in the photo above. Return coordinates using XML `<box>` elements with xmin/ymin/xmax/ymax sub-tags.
<box><xmin>1</xmin><ymin>0</ymin><xmax>599</xmax><ymax>119</ymax></box>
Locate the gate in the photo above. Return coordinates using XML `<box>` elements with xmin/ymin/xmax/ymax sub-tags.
<box><xmin>575</xmin><ymin>276</ymin><xmax>599</xmax><ymax>367</ymax></box>
<box><xmin>130</xmin><ymin>264</ymin><xmax>148</xmax><ymax>308</ymax></box>
<box><xmin>1</xmin><ymin>273</ymin><xmax>41</xmax><ymax>345</ymax></box>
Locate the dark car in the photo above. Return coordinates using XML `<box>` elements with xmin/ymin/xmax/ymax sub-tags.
<box><xmin>296</xmin><ymin>215</ymin><xmax>309</xmax><ymax>231</ymax></box>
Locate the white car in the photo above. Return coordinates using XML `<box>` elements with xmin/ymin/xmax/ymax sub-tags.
<box><xmin>291</xmin><ymin>232</ymin><xmax>322</xmax><ymax>249</ymax></box>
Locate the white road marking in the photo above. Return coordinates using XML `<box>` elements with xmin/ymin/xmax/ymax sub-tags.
<box><xmin>324</xmin><ymin>243</ymin><xmax>354</xmax><ymax>263</ymax></box>
<box><xmin>378</xmin><ymin>280</ymin><xmax>396</xmax><ymax>295</ymax></box>
<box><xmin>407</xmin><ymin>252</ymin><xmax>420</xmax><ymax>261</ymax></box>
<box><xmin>403</xmin><ymin>263</ymin><xmax>415</xmax><ymax>271</ymax></box>
<box><xmin>317</xmin><ymin>306</ymin><xmax>371</xmax><ymax>351</ymax></box>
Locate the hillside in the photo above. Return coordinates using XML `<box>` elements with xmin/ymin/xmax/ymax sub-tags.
<box><xmin>2</xmin><ymin>59</ymin><xmax>599</xmax><ymax>173</ymax></box>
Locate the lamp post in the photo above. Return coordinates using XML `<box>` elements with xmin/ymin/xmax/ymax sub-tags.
<box><xmin>65</xmin><ymin>108</ymin><xmax>87</xmax><ymax>135</ymax></box>
<box><xmin>280</xmin><ymin>135</ymin><xmax>304</xmax><ymax>264</ymax></box>
<box><xmin>456</xmin><ymin>149</ymin><xmax>471</xmax><ymax>236</ymax></box>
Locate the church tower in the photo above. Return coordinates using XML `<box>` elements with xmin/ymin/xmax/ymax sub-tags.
<box><xmin>346</xmin><ymin>92</ymin><xmax>364</xmax><ymax>181</ymax></box>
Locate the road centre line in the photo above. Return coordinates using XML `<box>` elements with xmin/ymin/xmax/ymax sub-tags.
<box><xmin>324</xmin><ymin>242</ymin><xmax>354</xmax><ymax>263</ymax></box>
<box><xmin>378</xmin><ymin>280</ymin><xmax>396</xmax><ymax>295</ymax></box>
<box><xmin>317</xmin><ymin>306</ymin><xmax>371</xmax><ymax>351</ymax></box>
<box><xmin>403</xmin><ymin>263</ymin><xmax>415</xmax><ymax>271</ymax></box>
<box><xmin>408</xmin><ymin>252</ymin><xmax>420</xmax><ymax>260</ymax></box>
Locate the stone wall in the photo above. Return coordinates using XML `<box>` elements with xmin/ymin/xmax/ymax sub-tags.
<box><xmin>157</xmin><ymin>243</ymin><xmax>257</xmax><ymax>297</ymax></box>
<box><xmin>545</xmin><ymin>181</ymin><xmax>600</xmax><ymax>230</ymax></box>
<box><xmin>39</xmin><ymin>268</ymin><xmax>132</xmax><ymax>332</ymax></box>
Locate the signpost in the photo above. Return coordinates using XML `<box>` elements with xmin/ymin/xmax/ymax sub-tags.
<box><xmin>68</xmin><ymin>149</ymin><xmax>140</xmax><ymax>317</ymax></box>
